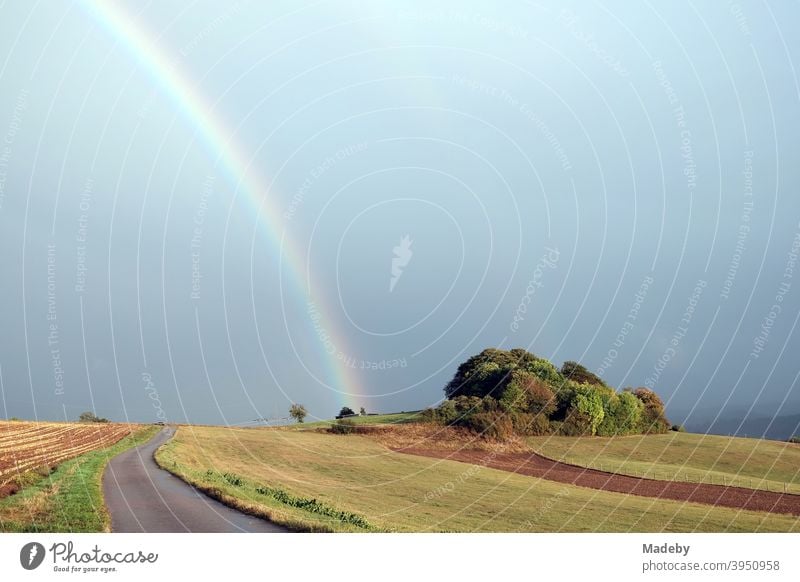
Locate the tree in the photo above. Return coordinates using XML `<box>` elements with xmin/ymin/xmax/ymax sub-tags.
<box><xmin>338</xmin><ymin>406</ymin><xmax>355</xmax><ymax>418</ymax></box>
<box><xmin>573</xmin><ymin>388</ymin><xmax>605</xmax><ymax>436</ymax></box>
<box><xmin>289</xmin><ymin>404</ymin><xmax>307</xmax><ymax>423</ymax></box>
<box><xmin>78</xmin><ymin>411</ymin><xmax>108</xmax><ymax>423</ymax></box>
<box><xmin>560</xmin><ymin>361</ymin><xmax>606</xmax><ymax>386</ymax></box>
<box><xmin>513</xmin><ymin>371</ymin><xmax>557</xmax><ymax>417</ymax></box>
<box><xmin>631</xmin><ymin>387</ymin><xmax>670</xmax><ymax>433</ymax></box>
<box><xmin>444</xmin><ymin>348</ymin><xmax>563</xmax><ymax>400</ymax></box>
<box><xmin>499</xmin><ymin>380</ymin><xmax>527</xmax><ymax>413</ymax></box>
<box><xmin>615</xmin><ymin>390</ymin><xmax>643</xmax><ymax>434</ymax></box>
<box><xmin>359</xmin><ymin>407</ymin><xmax>366</xmax><ymax>416</ymax></box>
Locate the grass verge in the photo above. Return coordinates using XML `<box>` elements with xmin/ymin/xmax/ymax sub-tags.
<box><xmin>0</xmin><ymin>426</ymin><xmax>158</xmax><ymax>532</ymax></box>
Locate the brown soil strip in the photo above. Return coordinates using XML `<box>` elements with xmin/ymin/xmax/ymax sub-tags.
<box><xmin>396</xmin><ymin>447</ymin><xmax>800</xmax><ymax>517</ymax></box>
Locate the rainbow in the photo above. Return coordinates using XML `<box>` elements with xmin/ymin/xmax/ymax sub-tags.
<box><xmin>80</xmin><ymin>1</ymin><xmax>362</xmax><ymax>409</ymax></box>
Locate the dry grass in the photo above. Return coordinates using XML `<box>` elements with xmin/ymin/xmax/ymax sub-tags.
<box><xmin>156</xmin><ymin>425</ymin><xmax>800</xmax><ymax>532</ymax></box>
<box><xmin>363</xmin><ymin>422</ymin><xmax>528</xmax><ymax>452</ymax></box>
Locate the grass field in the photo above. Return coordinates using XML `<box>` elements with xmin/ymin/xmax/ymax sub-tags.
<box><xmin>529</xmin><ymin>432</ymin><xmax>800</xmax><ymax>494</ymax></box>
<box><xmin>155</xmin><ymin>425</ymin><xmax>799</xmax><ymax>532</ymax></box>
<box><xmin>287</xmin><ymin>411</ymin><xmax>423</xmax><ymax>430</ymax></box>
<box><xmin>0</xmin><ymin>425</ymin><xmax>158</xmax><ymax>532</ymax></box>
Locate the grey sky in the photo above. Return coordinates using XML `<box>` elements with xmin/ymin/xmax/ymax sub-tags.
<box><xmin>0</xmin><ymin>1</ymin><xmax>798</xmax><ymax>431</ymax></box>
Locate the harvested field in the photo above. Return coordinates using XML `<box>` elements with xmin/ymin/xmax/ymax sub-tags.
<box><xmin>397</xmin><ymin>447</ymin><xmax>800</xmax><ymax>517</ymax></box>
<box><xmin>0</xmin><ymin>421</ymin><xmax>135</xmax><ymax>497</ymax></box>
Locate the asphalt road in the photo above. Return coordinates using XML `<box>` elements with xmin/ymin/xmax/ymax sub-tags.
<box><xmin>103</xmin><ymin>427</ymin><xmax>288</xmax><ymax>532</ymax></box>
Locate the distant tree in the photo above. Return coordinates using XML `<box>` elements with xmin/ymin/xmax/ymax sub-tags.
<box><xmin>359</xmin><ymin>407</ymin><xmax>366</xmax><ymax>416</ymax></box>
<box><xmin>560</xmin><ymin>361</ymin><xmax>606</xmax><ymax>386</ymax></box>
<box><xmin>289</xmin><ymin>403</ymin><xmax>307</xmax><ymax>424</ymax></box>
<box><xmin>631</xmin><ymin>387</ymin><xmax>670</xmax><ymax>433</ymax></box>
<box><xmin>511</xmin><ymin>371</ymin><xmax>557</xmax><ymax>417</ymax></box>
<box><xmin>614</xmin><ymin>390</ymin><xmax>644</xmax><ymax>434</ymax></box>
<box><xmin>338</xmin><ymin>406</ymin><xmax>355</xmax><ymax>418</ymax></box>
<box><xmin>499</xmin><ymin>380</ymin><xmax>527</xmax><ymax>413</ymax></box>
<box><xmin>573</xmin><ymin>388</ymin><xmax>605</xmax><ymax>436</ymax></box>
<box><xmin>78</xmin><ymin>411</ymin><xmax>109</xmax><ymax>423</ymax></box>
<box><xmin>444</xmin><ymin>348</ymin><xmax>566</xmax><ymax>400</ymax></box>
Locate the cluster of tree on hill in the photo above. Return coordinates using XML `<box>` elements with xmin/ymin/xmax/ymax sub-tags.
<box><xmin>422</xmin><ymin>348</ymin><xmax>671</xmax><ymax>439</ymax></box>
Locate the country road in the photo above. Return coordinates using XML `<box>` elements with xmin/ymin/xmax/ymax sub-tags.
<box><xmin>103</xmin><ymin>427</ymin><xmax>288</xmax><ymax>532</ymax></box>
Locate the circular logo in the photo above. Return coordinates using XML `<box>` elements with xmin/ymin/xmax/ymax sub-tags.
<box><xmin>19</xmin><ymin>542</ymin><xmax>45</xmax><ymax>570</ymax></box>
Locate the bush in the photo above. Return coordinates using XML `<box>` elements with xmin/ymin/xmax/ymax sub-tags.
<box><xmin>511</xmin><ymin>412</ymin><xmax>550</xmax><ymax>436</ymax></box>
<box><xmin>254</xmin><ymin>484</ymin><xmax>372</xmax><ymax>529</ymax></box>
<box><xmin>78</xmin><ymin>411</ymin><xmax>109</xmax><ymax>423</ymax></box>
<box><xmin>671</xmin><ymin>424</ymin><xmax>687</xmax><ymax>433</ymax></box>
<box><xmin>462</xmin><ymin>411</ymin><xmax>515</xmax><ymax>441</ymax></box>
<box><xmin>434</xmin><ymin>399</ymin><xmax>458</xmax><ymax>424</ymax></box>
<box><xmin>329</xmin><ymin>419</ymin><xmax>357</xmax><ymax>434</ymax></box>
<box><xmin>223</xmin><ymin>473</ymin><xmax>243</xmax><ymax>487</ymax></box>
<box><xmin>788</xmin><ymin>436</ymin><xmax>800</xmax><ymax>444</ymax></box>
<box><xmin>420</xmin><ymin>407</ymin><xmax>439</xmax><ymax>423</ymax></box>
<box><xmin>560</xmin><ymin>408</ymin><xmax>593</xmax><ymax>436</ymax></box>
